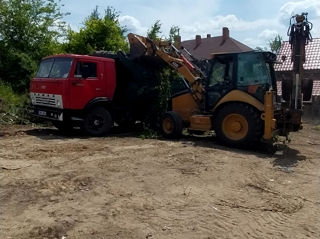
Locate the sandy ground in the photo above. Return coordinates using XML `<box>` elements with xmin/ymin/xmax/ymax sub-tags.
<box><xmin>0</xmin><ymin>123</ymin><xmax>320</xmax><ymax>239</ymax></box>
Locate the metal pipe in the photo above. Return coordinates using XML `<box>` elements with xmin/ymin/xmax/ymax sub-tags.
<box><xmin>295</xmin><ymin>73</ymin><xmax>299</xmax><ymax>109</ymax></box>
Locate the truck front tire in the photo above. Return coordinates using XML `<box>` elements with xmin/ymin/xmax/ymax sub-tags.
<box><xmin>82</xmin><ymin>107</ymin><xmax>113</xmax><ymax>136</ymax></box>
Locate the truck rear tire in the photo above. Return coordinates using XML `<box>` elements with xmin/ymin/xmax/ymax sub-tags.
<box><xmin>214</xmin><ymin>103</ymin><xmax>263</xmax><ymax>148</ymax></box>
<box><xmin>82</xmin><ymin>107</ymin><xmax>113</xmax><ymax>136</ymax></box>
<box><xmin>161</xmin><ymin>111</ymin><xmax>183</xmax><ymax>139</ymax></box>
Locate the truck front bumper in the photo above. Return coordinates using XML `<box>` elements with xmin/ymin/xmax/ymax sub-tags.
<box><xmin>30</xmin><ymin>105</ymin><xmax>63</xmax><ymax>121</ymax></box>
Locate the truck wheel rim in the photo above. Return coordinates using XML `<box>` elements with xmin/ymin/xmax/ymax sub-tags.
<box><xmin>162</xmin><ymin>117</ymin><xmax>174</xmax><ymax>134</ymax></box>
<box><xmin>222</xmin><ymin>114</ymin><xmax>248</xmax><ymax>141</ymax></box>
<box><xmin>89</xmin><ymin>115</ymin><xmax>104</xmax><ymax>129</ymax></box>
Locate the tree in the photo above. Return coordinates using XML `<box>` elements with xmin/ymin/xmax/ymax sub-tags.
<box><xmin>0</xmin><ymin>0</ymin><xmax>67</xmax><ymax>92</ymax></box>
<box><xmin>168</xmin><ymin>25</ymin><xmax>180</xmax><ymax>43</ymax></box>
<box><xmin>147</xmin><ymin>20</ymin><xmax>162</xmax><ymax>41</ymax></box>
<box><xmin>268</xmin><ymin>35</ymin><xmax>282</xmax><ymax>54</ymax></box>
<box><xmin>255</xmin><ymin>46</ymin><xmax>267</xmax><ymax>51</ymax></box>
<box><xmin>63</xmin><ymin>6</ymin><xmax>128</xmax><ymax>54</ymax></box>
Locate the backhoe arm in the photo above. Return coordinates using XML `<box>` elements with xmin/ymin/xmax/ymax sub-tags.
<box><xmin>127</xmin><ymin>33</ymin><xmax>205</xmax><ymax>105</ymax></box>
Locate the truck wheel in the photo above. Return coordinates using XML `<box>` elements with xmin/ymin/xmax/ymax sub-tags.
<box><xmin>161</xmin><ymin>111</ymin><xmax>183</xmax><ymax>139</ymax></box>
<box><xmin>82</xmin><ymin>107</ymin><xmax>113</xmax><ymax>136</ymax></box>
<box><xmin>214</xmin><ymin>103</ymin><xmax>263</xmax><ymax>148</ymax></box>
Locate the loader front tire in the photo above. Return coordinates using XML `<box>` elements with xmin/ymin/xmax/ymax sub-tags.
<box><xmin>214</xmin><ymin>103</ymin><xmax>263</xmax><ymax>148</ymax></box>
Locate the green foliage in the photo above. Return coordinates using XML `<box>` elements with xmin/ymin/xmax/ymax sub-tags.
<box><xmin>0</xmin><ymin>0</ymin><xmax>67</xmax><ymax>92</ymax></box>
<box><xmin>143</xmin><ymin>67</ymin><xmax>182</xmax><ymax>131</ymax></box>
<box><xmin>0</xmin><ymin>82</ymin><xmax>30</xmax><ymax>124</ymax></box>
<box><xmin>168</xmin><ymin>25</ymin><xmax>180</xmax><ymax>42</ymax></box>
<box><xmin>255</xmin><ymin>46</ymin><xmax>267</xmax><ymax>51</ymax></box>
<box><xmin>63</xmin><ymin>6</ymin><xmax>128</xmax><ymax>54</ymax></box>
<box><xmin>268</xmin><ymin>35</ymin><xmax>282</xmax><ymax>53</ymax></box>
<box><xmin>147</xmin><ymin>20</ymin><xmax>162</xmax><ymax>41</ymax></box>
<box><xmin>314</xmin><ymin>125</ymin><xmax>320</xmax><ymax>131</ymax></box>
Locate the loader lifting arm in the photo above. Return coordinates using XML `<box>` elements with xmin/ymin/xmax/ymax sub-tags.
<box><xmin>127</xmin><ymin>33</ymin><xmax>206</xmax><ymax>108</ymax></box>
<box><xmin>286</xmin><ymin>12</ymin><xmax>313</xmax><ymax>130</ymax></box>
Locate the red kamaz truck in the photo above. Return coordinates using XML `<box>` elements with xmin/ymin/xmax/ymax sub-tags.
<box><xmin>30</xmin><ymin>53</ymin><xmax>164</xmax><ymax>136</ymax></box>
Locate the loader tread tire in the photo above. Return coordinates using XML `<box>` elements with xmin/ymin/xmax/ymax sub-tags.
<box><xmin>214</xmin><ymin>103</ymin><xmax>263</xmax><ymax>148</ymax></box>
<box><xmin>161</xmin><ymin>111</ymin><xmax>183</xmax><ymax>139</ymax></box>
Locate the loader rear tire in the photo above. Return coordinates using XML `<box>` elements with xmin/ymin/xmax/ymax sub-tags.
<box><xmin>161</xmin><ymin>111</ymin><xmax>183</xmax><ymax>139</ymax></box>
<box><xmin>214</xmin><ymin>103</ymin><xmax>263</xmax><ymax>148</ymax></box>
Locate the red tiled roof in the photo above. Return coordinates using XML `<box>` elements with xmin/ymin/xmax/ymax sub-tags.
<box><xmin>275</xmin><ymin>38</ymin><xmax>320</xmax><ymax>72</ymax></box>
<box><xmin>276</xmin><ymin>81</ymin><xmax>282</xmax><ymax>96</ymax></box>
<box><xmin>313</xmin><ymin>80</ymin><xmax>320</xmax><ymax>96</ymax></box>
<box><xmin>181</xmin><ymin>36</ymin><xmax>252</xmax><ymax>60</ymax></box>
<box><xmin>276</xmin><ymin>80</ymin><xmax>320</xmax><ymax>96</ymax></box>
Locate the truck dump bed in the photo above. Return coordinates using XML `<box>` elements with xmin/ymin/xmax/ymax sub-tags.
<box><xmin>92</xmin><ymin>52</ymin><xmax>167</xmax><ymax>121</ymax></box>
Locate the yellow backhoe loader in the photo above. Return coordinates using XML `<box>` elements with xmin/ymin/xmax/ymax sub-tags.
<box><xmin>127</xmin><ymin>21</ymin><xmax>305</xmax><ymax>148</ymax></box>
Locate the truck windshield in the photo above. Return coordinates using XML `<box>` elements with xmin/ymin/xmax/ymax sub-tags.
<box><xmin>237</xmin><ymin>52</ymin><xmax>272</xmax><ymax>87</ymax></box>
<box><xmin>36</xmin><ymin>57</ymin><xmax>73</xmax><ymax>78</ymax></box>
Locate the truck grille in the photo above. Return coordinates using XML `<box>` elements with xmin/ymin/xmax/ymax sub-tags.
<box><xmin>35</xmin><ymin>95</ymin><xmax>56</xmax><ymax>106</ymax></box>
<box><xmin>30</xmin><ymin>93</ymin><xmax>63</xmax><ymax>109</ymax></box>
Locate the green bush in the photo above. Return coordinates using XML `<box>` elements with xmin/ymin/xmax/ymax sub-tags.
<box><xmin>0</xmin><ymin>82</ymin><xmax>30</xmax><ymax>124</ymax></box>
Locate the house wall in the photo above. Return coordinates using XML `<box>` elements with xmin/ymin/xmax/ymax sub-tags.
<box><xmin>303</xmin><ymin>96</ymin><xmax>320</xmax><ymax>120</ymax></box>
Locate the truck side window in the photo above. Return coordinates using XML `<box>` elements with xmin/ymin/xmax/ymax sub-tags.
<box><xmin>74</xmin><ymin>62</ymin><xmax>97</xmax><ymax>78</ymax></box>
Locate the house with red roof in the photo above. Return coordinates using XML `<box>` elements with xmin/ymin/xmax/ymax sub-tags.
<box><xmin>275</xmin><ymin>38</ymin><xmax>320</xmax><ymax>118</ymax></box>
<box><xmin>178</xmin><ymin>27</ymin><xmax>252</xmax><ymax>60</ymax></box>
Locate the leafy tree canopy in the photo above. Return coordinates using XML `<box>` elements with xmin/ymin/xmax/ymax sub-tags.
<box><xmin>0</xmin><ymin>0</ymin><xmax>67</xmax><ymax>92</ymax></box>
<box><xmin>168</xmin><ymin>25</ymin><xmax>180</xmax><ymax>43</ymax></box>
<box><xmin>268</xmin><ymin>34</ymin><xmax>283</xmax><ymax>53</ymax></box>
<box><xmin>147</xmin><ymin>20</ymin><xmax>162</xmax><ymax>41</ymax></box>
<box><xmin>63</xmin><ymin>6</ymin><xmax>128</xmax><ymax>54</ymax></box>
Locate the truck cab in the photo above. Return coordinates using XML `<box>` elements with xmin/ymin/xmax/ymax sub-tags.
<box><xmin>30</xmin><ymin>54</ymin><xmax>116</xmax><ymax>135</ymax></box>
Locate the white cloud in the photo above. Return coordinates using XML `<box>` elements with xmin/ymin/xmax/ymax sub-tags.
<box><xmin>279</xmin><ymin>0</ymin><xmax>320</xmax><ymax>25</ymax></box>
<box><xmin>119</xmin><ymin>15</ymin><xmax>147</xmax><ymax>36</ymax></box>
<box><xmin>258</xmin><ymin>29</ymin><xmax>279</xmax><ymax>41</ymax></box>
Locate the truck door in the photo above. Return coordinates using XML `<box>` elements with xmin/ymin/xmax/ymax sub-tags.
<box><xmin>69</xmin><ymin>59</ymin><xmax>102</xmax><ymax>109</ymax></box>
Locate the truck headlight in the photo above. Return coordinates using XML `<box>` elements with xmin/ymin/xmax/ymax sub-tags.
<box><xmin>30</xmin><ymin>94</ymin><xmax>36</xmax><ymax>104</ymax></box>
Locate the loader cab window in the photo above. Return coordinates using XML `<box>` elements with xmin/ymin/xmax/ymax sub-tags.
<box><xmin>74</xmin><ymin>61</ymin><xmax>97</xmax><ymax>78</ymax></box>
<box><xmin>237</xmin><ymin>52</ymin><xmax>272</xmax><ymax>87</ymax></box>
<box><xmin>205</xmin><ymin>57</ymin><xmax>234</xmax><ymax>110</ymax></box>
<box><xmin>207</xmin><ymin>59</ymin><xmax>233</xmax><ymax>88</ymax></box>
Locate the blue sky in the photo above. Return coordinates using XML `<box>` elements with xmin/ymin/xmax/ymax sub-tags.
<box><xmin>60</xmin><ymin>0</ymin><xmax>320</xmax><ymax>49</ymax></box>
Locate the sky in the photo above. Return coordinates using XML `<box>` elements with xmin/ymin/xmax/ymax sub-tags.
<box><xmin>60</xmin><ymin>0</ymin><xmax>320</xmax><ymax>49</ymax></box>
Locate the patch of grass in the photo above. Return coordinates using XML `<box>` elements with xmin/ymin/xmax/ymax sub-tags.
<box><xmin>139</xmin><ymin>124</ymin><xmax>159</xmax><ymax>139</ymax></box>
<box><xmin>314</xmin><ymin>125</ymin><xmax>320</xmax><ymax>131</ymax></box>
<box><xmin>0</xmin><ymin>82</ymin><xmax>30</xmax><ymax>125</ymax></box>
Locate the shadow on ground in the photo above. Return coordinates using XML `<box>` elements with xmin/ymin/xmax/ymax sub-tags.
<box><xmin>271</xmin><ymin>144</ymin><xmax>307</xmax><ymax>169</ymax></box>
<box><xmin>25</xmin><ymin>125</ymin><xmax>143</xmax><ymax>141</ymax></box>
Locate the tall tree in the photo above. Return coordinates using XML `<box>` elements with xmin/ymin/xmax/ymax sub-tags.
<box><xmin>168</xmin><ymin>25</ymin><xmax>180</xmax><ymax>43</ymax></box>
<box><xmin>0</xmin><ymin>0</ymin><xmax>67</xmax><ymax>92</ymax></box>
<box><xmin>63</xmin><ymin>6</ymin><xmax>128</xmax><ymax>54</ymax></box>
<box><xmin>147</xmin><ymin>20</ymin><xmax>162</xmax><ymax>41</ymax></box>
<box><xmin>268</xmin><ymin>35</ymin><xmax>283</xmax><ymax>53</ymax></box>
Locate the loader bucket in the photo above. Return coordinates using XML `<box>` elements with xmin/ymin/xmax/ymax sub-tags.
<box><xmin>128</xmin><ymin>33</ymin><xmax>156</xmax><ymax>59</ymax></box>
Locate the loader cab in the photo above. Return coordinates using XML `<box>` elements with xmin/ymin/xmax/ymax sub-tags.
<box><xmin>205</xmin><ymin>51</ymin><xmax>276</xmax><ymax>110</ymax></box>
